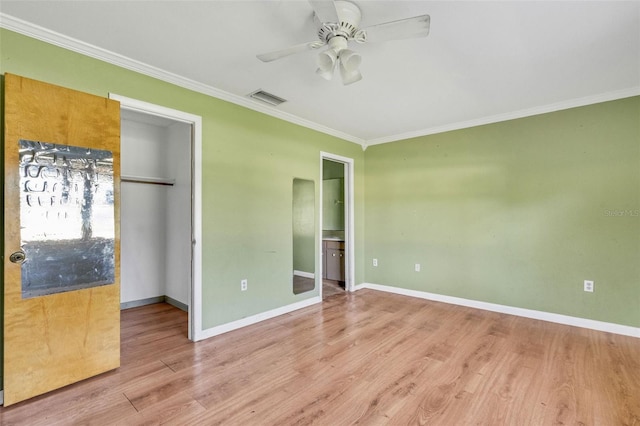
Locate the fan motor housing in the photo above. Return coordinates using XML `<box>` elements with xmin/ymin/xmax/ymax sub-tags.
<box><xmin>315</xmin><ymin>0</ymin><xmax>362</xmax><ymax>42</ymax></box>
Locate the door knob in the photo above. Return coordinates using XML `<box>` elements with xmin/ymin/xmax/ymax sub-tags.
<box><xmin>9</xmin><ymin>250</ymin><xmax>26</xmax><ymax>264</ymax></box>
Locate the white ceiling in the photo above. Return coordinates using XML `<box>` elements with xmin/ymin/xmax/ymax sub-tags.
<box><xmin>1</xmin><ymin>1</ymin><xmax>639</xmax><ymax>147</ymax></box>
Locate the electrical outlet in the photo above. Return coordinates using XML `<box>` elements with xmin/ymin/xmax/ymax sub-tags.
<box><xmin>241</xmin><ymin>279</ymin><xmax>248</xmax><ymax>291</ymax></box>
<box><xmin>373</xmin><ymin>258</ymin><xmax>378</xmax><ymax>267</ymax></box>
<box><xmin>415</xmin><ymin>263</ymin><xmax>421</xmax><ymax>272</ymax></box>
<box><xmin>584</xmin><ymin>280</ymin><xmax>594</xmax><ymax>293</ymax></box>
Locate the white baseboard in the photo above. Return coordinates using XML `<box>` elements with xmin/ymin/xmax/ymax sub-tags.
<box><xmin>120</xmin><ymin>295</ymin><xmax>188</xmax><ymax>312</ymax></box>
<box><xmin>356</xmin><ymin>283</ymin><xmax>640</xmax><ymax>338</ymax></box>
<box><xmin>293</xmin><ymin>270</ymin><xmax>315</xmax><ymax>279</ymax></box>
<box><xmin>195</xmin><ymin>296</ymin><xmax>322</xmax><ymax>341</ymax></box>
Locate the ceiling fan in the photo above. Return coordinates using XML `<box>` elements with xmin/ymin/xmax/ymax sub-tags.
<box><xmin>256</xmin><ymin>0</ymin><xmax>430</xmax><ymax>85</ymax></box>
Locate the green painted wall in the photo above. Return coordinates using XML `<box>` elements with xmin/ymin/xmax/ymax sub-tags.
<box><xmin>323</xmin><ymin>179</ymin><xmax>345</xmax><ymax>231</ymax></box>
<box><xmin>0</xmin><ymin>29</ymin><xmax>366</xmax><ymax>335</ymax></box>
<box><xmin>364</xmin><ymin>96</ymin><xmax>640</xmax><ymax>327</ymax></box>
<box><xmin>323</xmin><ymin>158</ymin><xmax>345</xmax><ymax>180</ymax></box>
<box><xmin>322</xmin><ymin>160</ymin><xmax>345</xmax><ymax>231</ymax></box>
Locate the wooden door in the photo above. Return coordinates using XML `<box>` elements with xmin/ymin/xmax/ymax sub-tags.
<box><xmin>3</xmin><ymin>74</ymin><xmax>121</xmax><ymax>406</ymax></box>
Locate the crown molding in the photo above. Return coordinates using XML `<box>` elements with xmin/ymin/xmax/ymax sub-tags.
<box><xmin>365</xmin><ymin>86</ymin><xmax>640</xmax><ymax>147</ymax></box>
<box><xmin>2</xmin><ymin>13</ymin><xmax>637</xmax><ymax>149</ymax></box>
<box><xmin>0</xmin><ymin>13</ymin><xmax>365</xmax><ymax>147</ymax></box>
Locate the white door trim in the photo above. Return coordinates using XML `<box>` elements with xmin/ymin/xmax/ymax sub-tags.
<box><xmin>108</xmin><ymin>94</ymin><xmax>203</xmax><ymax>342</ymax></box>
<box><xmin>320</xmin><ymin>152</ymin><xmax>355</xmax><ymax>293</ymax></box>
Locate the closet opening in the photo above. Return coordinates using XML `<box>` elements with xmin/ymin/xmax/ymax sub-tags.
<box><xmin>120</xmin><ymin>110</ymin><xmax>191</xmax><ymax>332</ymax></box>
<box><xmin>111</xmin><ymin>94</ymin><xmax>203</xmax><ymax>342</ymax></box>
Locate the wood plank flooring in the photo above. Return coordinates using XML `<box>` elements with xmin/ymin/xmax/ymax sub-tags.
<box><xmin>1</xmin><ymin>289</ymin><xmax>639</xmax><ymax>425</ymax></box>
<box><xmin>322</xmin><ymin>279</ymin><xmax>345</xmax><ymax>298</ymax></box>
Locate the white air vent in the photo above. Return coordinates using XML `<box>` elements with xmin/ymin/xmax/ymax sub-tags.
<box><xmin>248</xmin><ymin>90</ymin><xmax>287</xmax><ymax>106</ymax></box>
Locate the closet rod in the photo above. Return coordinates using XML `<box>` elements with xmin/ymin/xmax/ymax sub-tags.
<box><xmin>121</xmin><ymin>175</ymin><xmax>175</xmax><ymax>186</ymax></box>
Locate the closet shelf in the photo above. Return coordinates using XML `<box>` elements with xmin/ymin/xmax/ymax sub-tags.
<box><xmin>121</xmin><ymin>175</ymin><xmax>175</xmax><ymax>186</ymax></box>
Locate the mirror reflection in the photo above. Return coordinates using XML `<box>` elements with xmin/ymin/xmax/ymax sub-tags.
<box><xmin>18</xmin><ymin>140</ymin><xmax>115</xmax><ymax>298</ymax></box>
<box><xmin>292</xmin><ymin>178</ymin><xmax>315</xmax><ymax>294</ymax></box>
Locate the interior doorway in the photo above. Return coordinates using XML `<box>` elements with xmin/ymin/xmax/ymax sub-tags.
<box><xmin>110</xmin><ymin>94</ymin><xmax>202</xmax><ymax>341</ymax></box>
<box><xmin>320</xmin><ymin>152</ymin><xmax>355</xmax><ymax>299</ymax></box>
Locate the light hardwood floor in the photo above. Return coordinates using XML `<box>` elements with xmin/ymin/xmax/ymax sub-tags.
<box><xmin>1</xmin><ymin>289</ymin><xmax>639</xmax><ymax>425</ymax></box>
<box><xmin>323</xmin><ymin>279</ymin><xmax>345</xmax><ymax>298</ymax></box>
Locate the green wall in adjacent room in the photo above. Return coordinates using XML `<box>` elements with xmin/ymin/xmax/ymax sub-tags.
<box><xmin>0</xmin><ymin>29</ymin><xmax>366</xmax><ymax>334</ymax></box>
<box><xmin>323</xmin><ymin>179</ymin><xmax>345</xmax><ymax>231</ymax></box>
<box><xmin>364</xmin><ymin>96</ymin><xmax>640</xmax><ymax>327</ymax></box>
<box><xmin>322</xmin><ymin>159</ymin><xmax>346</xmax><ymax>231</ymax></box>
<box><xmin>323</xmin><ymin>158</ymin><xmax>345</xmax><ymax>180</ymax></box>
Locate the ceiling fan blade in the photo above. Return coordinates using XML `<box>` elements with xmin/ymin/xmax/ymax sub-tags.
<box><xmin>358</xmin><ymin>15</ymin><xmax>430</xmax><ymax>43</ymax></box>
<box><xmin>257</xmin><ymin>41</ymin><xmax>325</xmax><ymax>62</ymax></box>
<box><xmin>308</xmin><ymin>0</ymin><xmax>339</xmax><ymax>24</ymax></box>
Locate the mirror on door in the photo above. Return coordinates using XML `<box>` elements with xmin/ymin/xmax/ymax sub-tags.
<box><xmin>292</xmin><ymin>178</ymin><xmax>316</xmax><ymax>294</ymax></box>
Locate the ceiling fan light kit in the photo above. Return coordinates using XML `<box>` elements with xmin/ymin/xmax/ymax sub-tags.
<box><xmin>257</xmin><ymin>0</ymin><xmax>430</xmax><ymax>86</ymax></box>
<box><xmin>315</xmin><ymin>35</ymin><xmax>362</xmax><ymax>85</ymax></box>
<box><xmin>316</xmin><ymin>51</ymin><xmax>337</xmax><ymax>80</ymax></box>
<box><xmin>339</xmin><ymin>61</ymin><xmax>362</xmax><ymax>85</ymax></box>
<box><xmin>339</xmin><ymin>49</ymin><xmax>361</xmax><ymax>73</ymax></box>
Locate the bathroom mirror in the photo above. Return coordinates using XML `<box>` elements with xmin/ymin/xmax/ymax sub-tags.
<box><xmin>292</xmin><ymin>178</ymin><xmax>315</xmax><ymax>294</ymax></box>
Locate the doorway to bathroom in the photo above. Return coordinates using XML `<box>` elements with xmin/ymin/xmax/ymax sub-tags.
<box><xmin>320</xmin><ymin>153</ymin><xmax>354</xmax><ymax>299</ymax></box>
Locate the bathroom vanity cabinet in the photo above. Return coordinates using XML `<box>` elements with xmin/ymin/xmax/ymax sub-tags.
<box><xmin>323</xmin><ymin>240</ymin><xmax>345</xmax><ymax>282</ymax></box>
